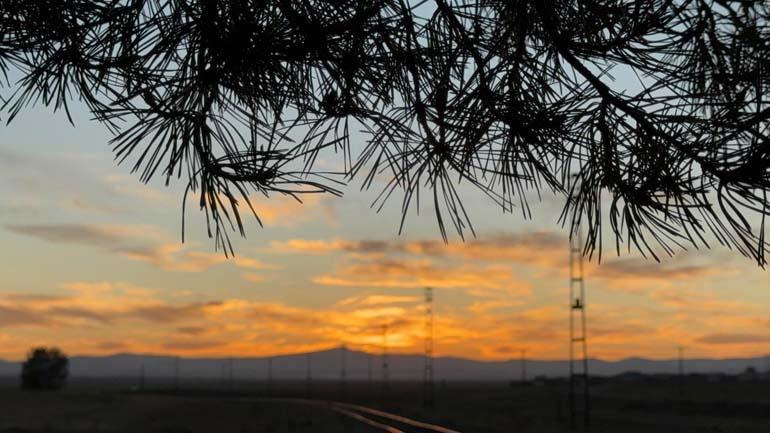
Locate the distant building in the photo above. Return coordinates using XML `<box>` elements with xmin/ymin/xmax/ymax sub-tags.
<box><xmin>738</xmin><ymin>366</ymin><xmax>759</xmax><ymax>382</ymax></box>
<box><xmin>614</xmin><ymin>371</ymin><xmax>648</xmax><ymax>383</ymax></box>
<box><xmin>706</xmin><ymin>373</ymin><xmax>725</xmax><ymax>383</ymax></box>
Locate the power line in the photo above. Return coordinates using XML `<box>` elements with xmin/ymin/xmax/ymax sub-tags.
<box><xmin>569</xmin><ymin>222</ymin><xmax>590</xmax><ymax>432</ymax></box>
<box><xmin>423</xmin><ymin>287</ymin><xmax>435</xmax><ymax>408</ymax></box>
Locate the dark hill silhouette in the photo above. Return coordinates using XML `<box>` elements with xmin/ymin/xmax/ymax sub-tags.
<box><xmin>1</xmin><ymin>349</ymin><xmax>767</xmax><ymax>380</ymax></box>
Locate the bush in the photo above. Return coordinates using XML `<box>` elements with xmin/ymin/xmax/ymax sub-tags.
<box><xmin>21</xmin><ymin>347</ymin><xmax>68</xmax><ymax>390</ymax></box>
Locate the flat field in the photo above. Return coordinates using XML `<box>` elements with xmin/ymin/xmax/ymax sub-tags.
<box><xmin>0</xmin><ymin>378</ymin><xmax>769</xmax><ymax>433</ymax></box>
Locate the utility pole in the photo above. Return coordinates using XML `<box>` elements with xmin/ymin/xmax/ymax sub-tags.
<box><xmin>569</xmin><ymin>220</ymin><xmax>590</xmax><ymax>432</ymax></box>
<box><xmin>423</xmin><ymin>287</ymin><xmax>435</xmax><ymax>408</ymax></box>
<box><xmin>267</xmin><ymin>357</ymin><xmax>273</xmax><ymax>396</ymax></box>
<box><xmin>139</xmin><ymin>357</ymin><xmax>146</xmax><ymax>391</ymax></box>
<box><xmin>340</xmin><ymin>344</ymin><xmax>347</xmax><ymax>400</ymax></box>
<box><xmin>229</xmin><ymin>357</ymin><xmax>235</xmax><ymax>390</ymax></box>
<box><xmin>678</xmin><ymin>346</ymin><xmax>685</xmax><ymax>396</ymax></box>
<box><xmin>368</xmin><ymin>352</ymin><xmax>373</xmax><ymax>387</ymax></box>
<box><xmin>173</xmin><ymin>356</ymin><xmax>180</xmax><ymax>391</ymax></box>
<box><xmin>521</xmin><ymin>349</ymin><xmax>527</xmax><ymax>384</ymax></box>
<box><xmin>382</xmin><ymin>324</ymin><xmax>389</xmax><ymax>396</ymax></box>
<box><xmin>305</xmin><ymin>352</ymin><xmax>312</xmax><ymax>398</ymax></box>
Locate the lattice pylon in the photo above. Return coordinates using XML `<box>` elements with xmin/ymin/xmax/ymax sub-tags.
<box><xmin>569</xmin><ymin>227</ymin><xmax>590</xmax><ymax>432</ymax></box>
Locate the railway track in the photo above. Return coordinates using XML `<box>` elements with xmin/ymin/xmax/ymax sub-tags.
<box><xmin>245</xmin><ymin>397</ymin><xmax>463</xmax><ymax>433</ymax></box>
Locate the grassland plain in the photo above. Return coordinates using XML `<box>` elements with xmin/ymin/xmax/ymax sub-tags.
<box><xmin>1</xmin><ymin>379</ymin><xmax>770</xmax><ymax>433</ymax></box>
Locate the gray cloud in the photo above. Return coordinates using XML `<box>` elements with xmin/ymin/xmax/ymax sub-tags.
<box><xmin>0</xmin><ymin>305</ymin><xmax>50</xmax><ymax>327</ymax></box>
<box><xmin>162</xmin><ymin>340</ymin><xmax>225</xmax><ymax>350</ymax></box>
<box><xmin>0</xmin><ymin>149</ymin><xmax>169</xmax><ymax>217</ymax></box>
<box><xmin>418</xmin><ymin>231</ymin><xmax>564</xmax><ymax>254</ymax></box>
<box><xmin>696</xmin><ymin>333</ymin><xmax>770</xmax><ymax>345</ymax></box>
<box><xmin>356</xmin><ymin>231</ymin><xmax>565</xmax><ymax>257</ymax></box>
<box><xmin>1</xmin><ymin>293</ymin><xmax>72</xmax><ymax>302</ymax></box>
<box><xmin>95</xmin><ymin>341</ymin><xmax>128</xmax><ymax>351</ymax></box>
<box><xmin>47</xmin><ymin>306</ymin><xmax>113</xmax><ymax>323</ymax></box>
<box><xmin>0</xmin><ymin>148</ymin><xmax>33</xmax><ymax>166</ymax></box>
<box><xmin>4</xmin><ymin>223</ymin><xmax>274</xmax><ymax>273</ymax></box>
<box><xmin>126</xmin><ymin>301</ymin><xmax>223</xmax><ymax>324</ymax></box>
<box><xmin>0</xmin><ymin>293</ymin><xmax>224</xmax><ymax>328</ymax></box>
<box><xmin>595</xmin><ymin>257</ymin><xmax>725</xmax><ymax>281</ymax></box>
<box><xmin>250</xmin><ymin>306</ymin><xmax>322</xmax><ymax>326</ymax></box>
<box><xmin>176</xmin><ymin>326</ymin><xmax>209</xmax><ymax>336</ymax></box>
<box><xmin>276</xmin><ymin>231</ymin><xmax>568</xmax><ymax>271</ymax></box>
<box><xmin>5</xmin><ymin>224</ymin><xmax>124</xmax><ymax>248</ymax></box>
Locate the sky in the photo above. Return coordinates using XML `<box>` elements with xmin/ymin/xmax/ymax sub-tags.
<box><xmin>0</xmin><ymin>98</ymin><xmax>769</xmax><ymax>363</ymax></box>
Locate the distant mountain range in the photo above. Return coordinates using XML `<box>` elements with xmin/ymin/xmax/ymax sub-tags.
<box><xmin>1</xmin><ymin>349</ymin><xmax>767</xmax><ymax>380</ymax></box>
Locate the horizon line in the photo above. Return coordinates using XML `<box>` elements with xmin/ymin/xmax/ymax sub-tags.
<box><xmin>2</xmin><ymin>348</ymin><xmax>769</xmax><ymax>364</ymax></box>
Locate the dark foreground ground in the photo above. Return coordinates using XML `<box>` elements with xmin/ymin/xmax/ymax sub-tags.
<box><xmin>0</xmin><ymin>377</ymin><xmax>769</xmax><ymax>433</ymax></box>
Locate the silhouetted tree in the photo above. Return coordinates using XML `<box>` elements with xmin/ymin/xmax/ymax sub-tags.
<box><xmin>1</xmin><ymin>1</ymin><xmax>768</xmax><ymax>262</ymax></box>
<box><xmin>21</xmin><ymin>347</ymin><xmax>69</xmax><ymax>390</ymax></box>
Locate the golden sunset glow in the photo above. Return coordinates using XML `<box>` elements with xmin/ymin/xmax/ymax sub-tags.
<box><xmin>0</xmin><ymin>137</ymin><xmax>768</xmax><ymax>363</ymax></box>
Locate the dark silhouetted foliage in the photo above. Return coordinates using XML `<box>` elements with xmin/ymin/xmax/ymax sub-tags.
<box><xmin>0</xmin><ymin>1</ymin><xmax>768</xmax><ymax>263</ymax></box>
<box><xmin>21</xmin><ymin>347</ymin><xmax>69</xmax><ymax>390</ymax></box>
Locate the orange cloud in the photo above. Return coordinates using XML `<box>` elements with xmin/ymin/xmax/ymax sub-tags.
<box><xmin>0</xmin><ymin>283</ymin><xmax>479</xmax><ymax>359</ymax></box>
<box><xmin>467</xmin><ymin>299</ymin><xmax>524</xmax><ymax>314</ymax></box>
<box><xmin>232</xmin><ymin>256</ymin><xmax>279</xmax><ymax>270</ymax></box>
<box><xmin>1</xmin><ymin>281</ymin><xmax>769</xmax><ymax>361</ymax></box>
<box><xmin>249</xmin><ymin>194</ymin><xmax>336</xmax><ymax>228</ymax></box>
<box><xmin>241</xmin><ymin>273</ymin><xmax>267</xmax><ymax>283</ymax></box>
<box><xmin>352</xmin><ymin>306</ymin><xmax>408</xmax><ymax>319</ymax></box>
<box><xmin>336</xmin><ymin>295</ymin><xmax>421</xmax><ymax>307</ymax></box>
